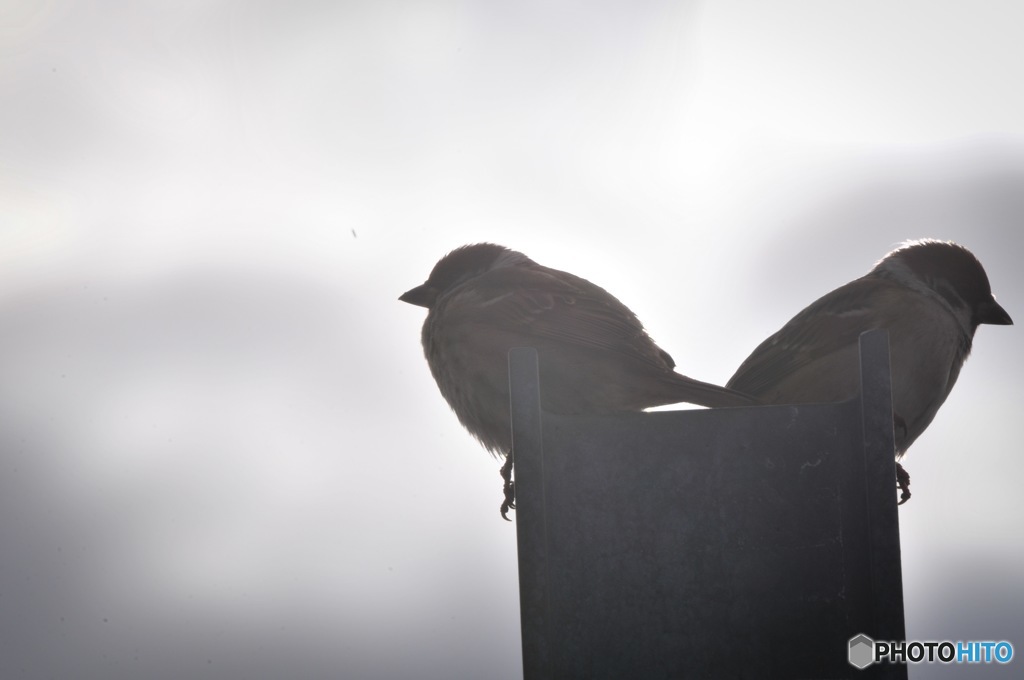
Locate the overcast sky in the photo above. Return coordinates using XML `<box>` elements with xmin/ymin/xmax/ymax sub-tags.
<box><xmin>1</xmin><ymin>1</ymin><xmax>1022</xmax><ymax>678</ymax></box>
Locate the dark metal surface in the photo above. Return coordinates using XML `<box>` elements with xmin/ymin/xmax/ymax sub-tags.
<box><xmin>510</xmin><ymin>330</ymin><xmax>906</xmax><ymax>679</ymax></box>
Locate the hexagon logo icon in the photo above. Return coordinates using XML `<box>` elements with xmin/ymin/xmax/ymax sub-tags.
<box><xmin>848</xmin><ymin>634</ymin><xmax>875</xmax><ymax>669</ymax></box>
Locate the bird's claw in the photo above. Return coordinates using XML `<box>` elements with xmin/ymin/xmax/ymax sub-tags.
<box><xmin>896</xmin><ymin>462</ymin><xmax>911</xmax><ymax>505</ymax></box>
<box><xmin>500</xmin><ymin>452</ymin><xmax>516</xmax><ymax>521</ymax></box>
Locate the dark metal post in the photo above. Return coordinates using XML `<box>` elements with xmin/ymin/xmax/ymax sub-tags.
<box><xmin>508</xmin><ymin>347</ymin><xmax>548</xmax><ymax>679</ymax></box>
<box><xmin>509</xmin><ymin>332</ymin><xmax>906</xmax><ymax>679</ymax></box>
<box><xmin>858</xmin><ymin>330</ymin><xmax>907</xmax><ymax>647</ymax></box>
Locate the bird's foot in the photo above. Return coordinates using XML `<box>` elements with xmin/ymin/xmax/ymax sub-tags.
<box><xmin>499</xmin><ymin>452</ymin><xmax>515</xmax><ymax>521</ymax></box>
<box><xmin>896</xmin><ymin>462</ymin><xmax>911</xmax><ymax>505</ymax></box>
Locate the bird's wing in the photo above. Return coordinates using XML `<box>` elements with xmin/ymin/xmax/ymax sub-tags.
<box><xmin>727</xmin><ymin>276</ymin><xmax>904</xmax><ymax>396</ymax></box>
<box><xmin>449</xmin><ymin>263</ymin><xmax>676</xmax><ymax>372</ymax></box>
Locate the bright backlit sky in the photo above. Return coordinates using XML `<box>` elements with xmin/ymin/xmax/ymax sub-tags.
<box><xmin>2</xmin><ymin>2</ymin><xmax>1022</xmax><ymax>678</ymax></box>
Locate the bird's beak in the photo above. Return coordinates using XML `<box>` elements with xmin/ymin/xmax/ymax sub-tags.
<box><xmin>399</xmin><ymin>283</ymin><xmax>436</xmax><ymax>308</ymax></box>
<box><xmin>979</xmin><ymin>297</ymin><xmax>1013</xmax><ymax>325</ymax></box>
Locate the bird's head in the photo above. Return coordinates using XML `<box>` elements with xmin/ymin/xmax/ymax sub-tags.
<box><xmin>399</xmin><ymin>243</ymin><xmax>533</xmax><ymax>309</ymax></box>
<box><xmin>874</xmin><ymin>239</ymin><xmax>1012</xmax><ymax>330</ymax></box>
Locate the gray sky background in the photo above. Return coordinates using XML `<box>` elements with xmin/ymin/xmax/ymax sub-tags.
<box><xmin>1</xmin><ymin>1</ymin><xmax>1022</xmax><ymax>678</ymax></box>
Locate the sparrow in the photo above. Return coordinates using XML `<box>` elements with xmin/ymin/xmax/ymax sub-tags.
<box><xmin>401</xmin><ymin>243</ymin><xmax>756</xmax><ymax>518</ymax></box>
<box><xmin>727</xmin><ymin>239</ymin><xmax>1012</xmax><ymax>503</ymax></box>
